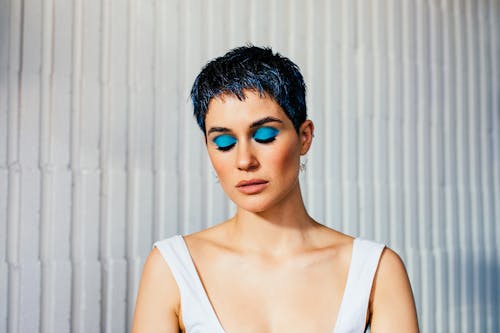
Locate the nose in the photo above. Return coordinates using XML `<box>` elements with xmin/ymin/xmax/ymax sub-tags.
<box><xmin>236</xmin><ymin>141</ymin><xmax>259</xmax><ymax>171</ymax></box>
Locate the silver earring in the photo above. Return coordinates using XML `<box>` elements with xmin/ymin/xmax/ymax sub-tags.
<box><xmin>299</xmin><ymin>157</ymin><xmax>308</xmax><ymax>172</ymax></box>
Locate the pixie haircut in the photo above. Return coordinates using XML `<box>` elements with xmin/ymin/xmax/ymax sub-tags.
<box><xmin>190</xmin><ymin>45</ymin><xmax>307</xmax><ymax>134</ymax></box>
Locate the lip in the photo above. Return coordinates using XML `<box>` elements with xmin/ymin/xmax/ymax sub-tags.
<box><xmin>236</xmin><ymin>179</ymin><xmax>269</xmax><ymax>195</ymax></box>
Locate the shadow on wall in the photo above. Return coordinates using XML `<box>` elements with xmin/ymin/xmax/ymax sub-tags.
<box><xmin>406</xmin><ymin>246</ymin><xmax>499</xmax><ymax>332</ymax></box>
<box><xmin>446</xmin><ymin>250</ymin><xmax>499</xmax><ymax>331</ymax></box>
<box><xmin>468</xmin><ymin>251</ymin><xmax>498</xmax><ymax>329</ymax></box>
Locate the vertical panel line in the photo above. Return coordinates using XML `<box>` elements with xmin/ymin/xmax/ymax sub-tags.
<box><xmin>39</xmin><ymin>0</ymin><xmax>54</xmax><ymax>331</ymax></box>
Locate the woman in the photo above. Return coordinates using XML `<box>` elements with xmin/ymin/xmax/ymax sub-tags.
<box><xmin>132</xmin><ymin>46</ymin><xmax>419</xmax><ymax>333</ymax></box>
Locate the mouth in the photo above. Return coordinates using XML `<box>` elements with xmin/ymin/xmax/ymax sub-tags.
<box><xmin>236</xmin><ymin>179</ymin><xmax>269</xmax><ymax>195</ymax></box>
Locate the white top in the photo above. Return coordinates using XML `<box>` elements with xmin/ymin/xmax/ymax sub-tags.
<box><xmin>154</xmin><ymin>236</ymin><xmax>385</xmax><ymax>333</ymax></box>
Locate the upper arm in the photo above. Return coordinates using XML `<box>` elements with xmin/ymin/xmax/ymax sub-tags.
<box><xmin>369</xmin><ymin>248</ymin><xmax>419</xmax><ymax>333</ymax></box>
<box><xmin>132</xmin><ymin>247</ymin><xmax>181</xmax><ymax>333</ymax></box>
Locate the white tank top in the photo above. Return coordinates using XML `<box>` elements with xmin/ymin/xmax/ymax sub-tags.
<box><xmin>154</xmin><ymin>236</ymin><xmax>385</xmax><ymax>333</ymax></box>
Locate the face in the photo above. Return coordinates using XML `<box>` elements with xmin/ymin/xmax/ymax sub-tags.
<box><xmin>204</xmin><ymin>90</ymin><xmax>314</xmax><ymax>213</ymax></box>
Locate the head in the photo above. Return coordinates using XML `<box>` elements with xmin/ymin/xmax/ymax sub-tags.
<box><xmin>190</xmin><ymin>45</ymin><xmax>307</xmax><ymax>135</ymax></box>
<box><xmin>190</xmin><ymin>46</ymin><xmax>314</xmax><ymax>213</ymax></box>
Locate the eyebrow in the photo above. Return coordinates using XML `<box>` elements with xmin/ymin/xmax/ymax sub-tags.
<box><xmin>207</xmin><ymin>127</ymin><xmax>231</xmax><ymax>135</ymax></box>
<box><xmin>206</xmin><ymin>117</ymin><xmax>283</xmax><ymax>136</ymax></box>
<box><xmin>249</xmin><ymin>117</ymin><xmax>283</xmax><ymax>128</ymax></box>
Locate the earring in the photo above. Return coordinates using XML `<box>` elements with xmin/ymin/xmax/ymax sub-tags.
<box><xmin>299</xmin><ymin>157</ymin><xmax>308</xmax><ymax>172</ymax></box>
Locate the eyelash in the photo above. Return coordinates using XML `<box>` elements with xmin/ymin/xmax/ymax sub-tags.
<box><xmin>254</xmin><ymin>136</ymin><xmax>276</xmax><ymax>144</ymax></box>
<box><xmin>217</xmin><ymin>144</ymin><xmax>235</xmax><ymax>152</ymax></box>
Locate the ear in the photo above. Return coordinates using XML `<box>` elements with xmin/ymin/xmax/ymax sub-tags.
<box><xmin>299</xmin><ymin>120</ymin><xmax>314</xmax><ymax>155</ymax></box>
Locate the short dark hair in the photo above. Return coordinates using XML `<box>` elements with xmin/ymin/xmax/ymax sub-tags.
<box><xmin>190</xmin><ymin>45</ymin><xmax>307</xmax><ymax>134</ymax></box>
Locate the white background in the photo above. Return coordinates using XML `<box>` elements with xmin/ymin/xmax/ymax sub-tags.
<box><xmin>1</xmin><ymin>0</ymin><xmax>499</xmax><ymax>332</ymax></box>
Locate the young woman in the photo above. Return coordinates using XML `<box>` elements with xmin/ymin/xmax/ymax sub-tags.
<box><xmin>132</xmin><ymin>46</ymin><xmax>419</xmax><ymax>333</ymax></box>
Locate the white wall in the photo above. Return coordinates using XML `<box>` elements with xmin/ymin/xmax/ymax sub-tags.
<box><xmin>1</xmin><ymin>0</ymin><xmax>499</xmax><ymax>332</ymax></box>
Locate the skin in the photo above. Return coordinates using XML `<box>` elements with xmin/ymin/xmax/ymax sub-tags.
<box><xmin>132</xmin><ymin>90</ymin><xmax>419</xmax><ymax>333</ymax></box>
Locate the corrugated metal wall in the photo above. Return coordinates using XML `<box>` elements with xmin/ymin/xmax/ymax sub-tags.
<box><xmin>0</xmin><ymin>0</ymin><xmax>499</xmax><ymax>332</ymax></box>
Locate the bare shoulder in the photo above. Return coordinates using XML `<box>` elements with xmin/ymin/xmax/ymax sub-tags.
<box><xmin>369</xmin><ymin>247</ymin><xmax>419</xmax><ymax>332</ymax></box>
<box><xmin>377</xmin><ymin>247</ymin><xmax>408</xmax><ymax>279</ymax></box>
<box><xmin>131</xmin><ymin>247</ymin><xmax>180</xmax><ymax>333</ymax></box>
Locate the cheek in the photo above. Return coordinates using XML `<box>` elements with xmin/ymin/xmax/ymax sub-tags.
<box><xmin>208</xmin><ymin>152</ymin><xmax>232</xmax><ymax>182</ymax></box>
<box><xmin>266</xmin><ymin>143</ymin><xmax>300</xmax><ymax>176</ymax></box>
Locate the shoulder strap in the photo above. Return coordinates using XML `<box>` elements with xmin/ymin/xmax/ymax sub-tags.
<box><xmin>334</xmin><ymin>238</ymin><xmax>385</xmax><ymax>333</ymax></box>
<box><xmin>154</xmin><ymin>236</ymin><xmax>223</xmax><ymax>332</ymax></box>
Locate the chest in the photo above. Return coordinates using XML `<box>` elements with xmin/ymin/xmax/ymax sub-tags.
<box><xmin>190</xmin><ymin>252</ymin><xmax>350</xmax><ymax>333</ymax></box>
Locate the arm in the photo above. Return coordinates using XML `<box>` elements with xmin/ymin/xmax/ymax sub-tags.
<box><xmin>369</xmin><ymin>248</ymin><xmax>419</xmax><ymax>332</ymax></box>
<box><xmin>132</xmin><ymin>247</ymin><xmax>181</xmax><ymax>333</ymax></box>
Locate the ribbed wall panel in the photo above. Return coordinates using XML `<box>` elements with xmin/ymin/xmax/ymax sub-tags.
<box><xmin>1</xmin><ymin>0</ymin><xmax>499</xmax><ymax>332</ymax></box>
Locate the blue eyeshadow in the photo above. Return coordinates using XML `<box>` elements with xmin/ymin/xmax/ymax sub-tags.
<box><xmin>253</xmin><ymin>127</ymin><xmax>279</xmax><ymax>142</ymax></box>
<box><xmin>213</xmin><ymin>134</ymin><xmax>237</xmax><ymax>149</ymax></box>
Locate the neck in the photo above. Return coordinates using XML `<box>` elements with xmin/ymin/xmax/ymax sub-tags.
<box><xmin>227</xmin><ymin>185</ymin><xmax>319</xmax><ymax>256</ymax></box>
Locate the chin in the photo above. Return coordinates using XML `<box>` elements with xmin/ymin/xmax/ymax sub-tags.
<box><xmin>230</xmin><ymin>190</ymin><xmax>293</xmax><ymax>214</ymax></box>
<box><xmin>232</xmin><ymin>198</ymin><xmax>273</xmax><ymax>214</ymax></box>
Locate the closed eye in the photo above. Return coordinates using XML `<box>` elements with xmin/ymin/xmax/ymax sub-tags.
<box><xmin>253</xmin><ymin>127</ymin><xmax>279</xmax><ymax>144</ymax></box>
<box><xmin>213</xmin><ymin>134</ymin><xmax>237</xmax><ymax>151</ymax></box>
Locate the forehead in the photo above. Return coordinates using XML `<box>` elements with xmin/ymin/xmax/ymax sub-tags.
<box><xmin>205</xmin><ymin>91</ymin><xmax>289</xmax><ymax>127</ymax></box>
